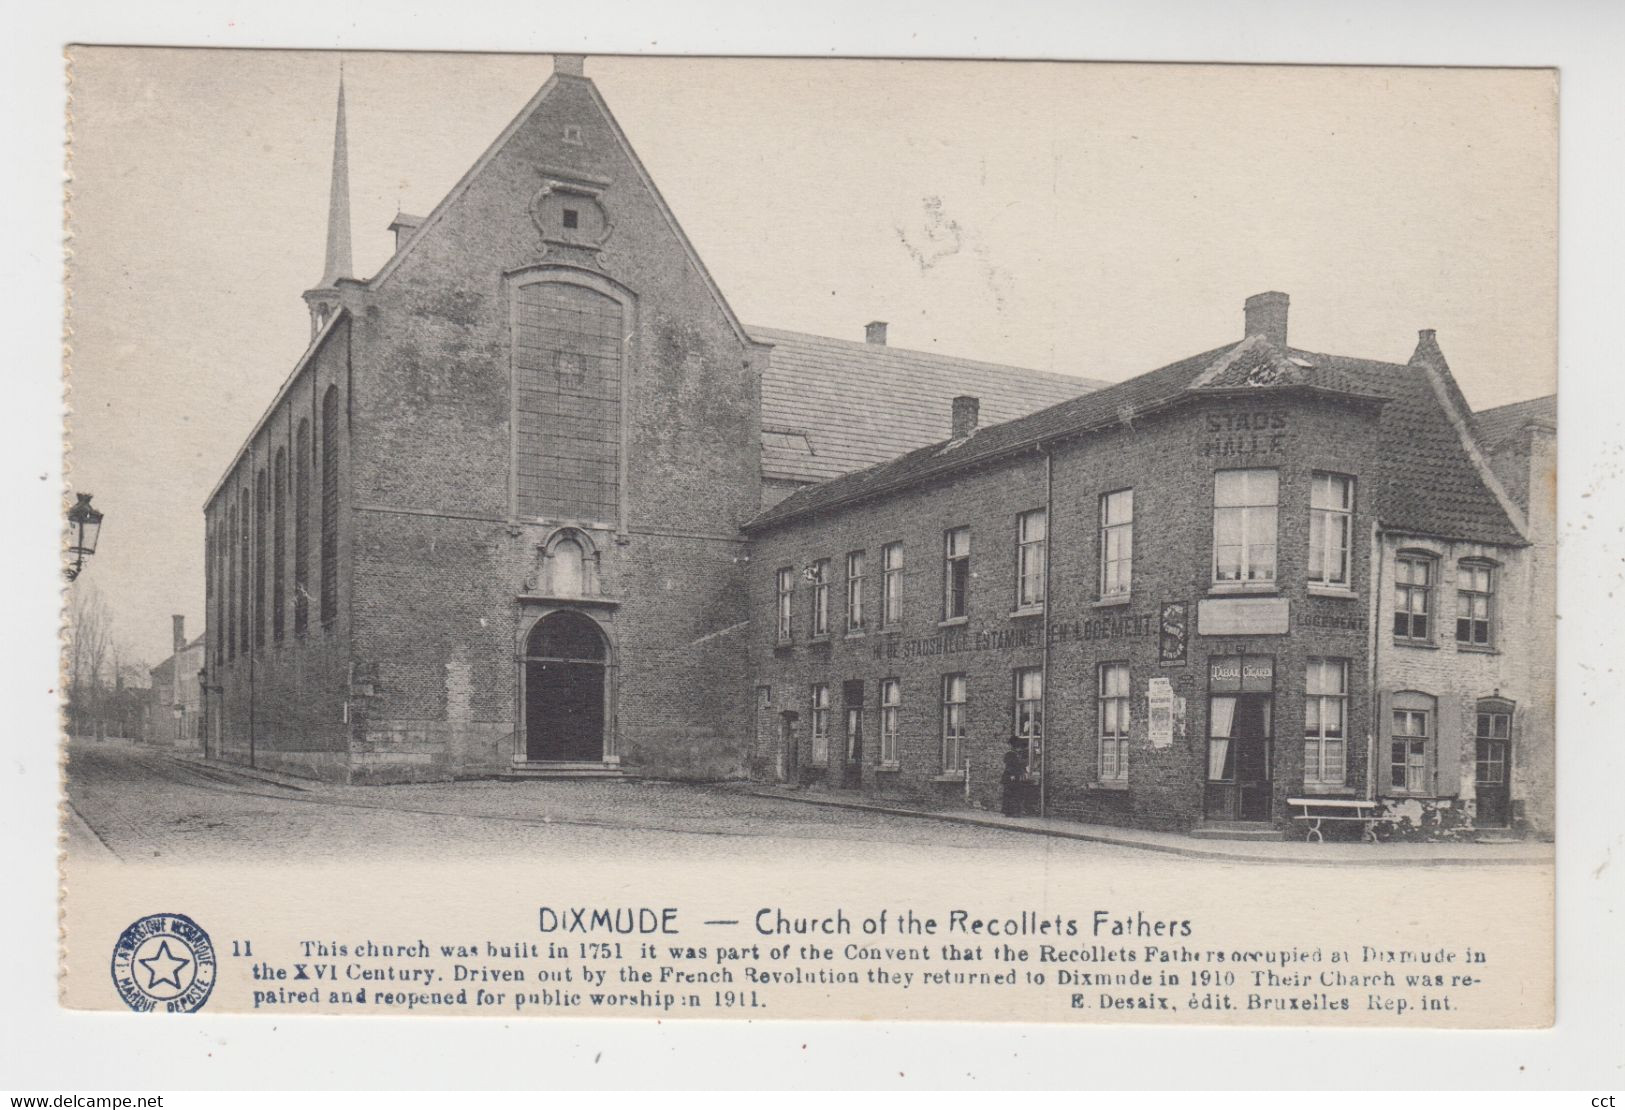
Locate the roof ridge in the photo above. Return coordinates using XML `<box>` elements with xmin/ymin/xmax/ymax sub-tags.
<box><xmin>750</xmin><ymin>325</ymin><xmax>1107</xmax><ymax>387</ymax></box>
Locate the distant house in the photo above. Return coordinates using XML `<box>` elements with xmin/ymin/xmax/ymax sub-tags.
<box><xmin>148</xmin><ymin>615</ymin><xmax>204</xmax><ymax>751</ymax></box>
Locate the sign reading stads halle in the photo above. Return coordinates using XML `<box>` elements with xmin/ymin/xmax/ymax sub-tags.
<box><xmin>61</xmin><ymin>49</ymin><xmax>1555</xmax><ymax>1028</ymax></box>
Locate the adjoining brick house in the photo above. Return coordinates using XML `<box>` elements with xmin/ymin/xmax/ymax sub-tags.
<box><xmin>199</xmin><ymin>58</ymin><xmax>1095</xmax><ymax>784</ymax></box>
<box><xmin>148</xmin><ymin>616</ymin><xmax>204</xmax><ymax>752</ymax></box>
<box><xmin>744</xmin><ymin>294</ymin><xmax>1555</xmax><ymax>839</ymax></box>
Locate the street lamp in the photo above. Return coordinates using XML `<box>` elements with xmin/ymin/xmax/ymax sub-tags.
<box><xmin>65</xmin><ymin>493</ymin><xmax>104</xmax><ymax>581</ymax></box>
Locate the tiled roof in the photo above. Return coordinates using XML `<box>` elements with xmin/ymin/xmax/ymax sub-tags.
<box><xmin>1290</xmin><ymin>351</ymin><xmax>1525</xmax><ymax>547</ymax></box>
<box><xmin>1474</xmin><ymin>394</ymin><xmax>1556</xmax><ymax>450</ymax></box>
<box><xmin>748</xmin><ymin>336</ymin><xmax>1527</xmax><ymax>549</ymax></box>
<box><xmin>751</xmin><ymin>327</ymin><xmax>1103</xmax><ymax>484</ymax></box>
<box><xmin>747</xmin><ymin>342</ymin><xmax>1232</xmax><ymax>528</ymax></box>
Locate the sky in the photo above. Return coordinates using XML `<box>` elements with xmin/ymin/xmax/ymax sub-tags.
<box><xmin>65</xmin><ymin>50</ymin><xmax>1557</xmax><ymax>667</ymax></box>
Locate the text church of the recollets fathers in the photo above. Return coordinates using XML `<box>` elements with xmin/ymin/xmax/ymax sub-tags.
<box><xmin>201</xmin><ymin>56</ymin><xmax>1554</xmax><ymax>840</ymax></box>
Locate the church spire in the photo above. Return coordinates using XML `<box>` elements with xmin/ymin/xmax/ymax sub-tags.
<box><xmin>318</xmin><ymin>68</ymin><xmax>353</xmax><ymax>287</ymax></box>
<box><xmin>304</xmin><ymin>69</ymin><xmax>352</xmax><ymax>339</ymax></box>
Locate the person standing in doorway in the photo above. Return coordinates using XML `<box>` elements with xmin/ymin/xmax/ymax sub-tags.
<box><xmin>1001</xmin><ymin>737</ymin><xmax>1028</xmax><ymax>817</ymax></box>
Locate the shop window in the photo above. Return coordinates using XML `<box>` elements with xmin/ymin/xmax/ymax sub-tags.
<box><xmin>881</xmin><ymin>542</ymin><xmax>904</xmax><ymax>628</ymax></box>
<box><xmin>1099</xmin><ymin>489</ymin><xmax>1133</xmax><ymax>599</ymax></box>
<box><xmin>1014</xmin><ymin>667</ymin><xmax>1043</xmax><ymax>762</ymax></box>
<box><xmin>943</xmin><ymin>527</ymin><xmax>971</xmax><ymax>620</ymax></box>
<box><xmin>941</xmin><ymin>673</ymin><xmax>967</xmax><ymax>771</ymax></box>
<box><xmin>775</xmin><ymin>567</ymin><xmax>794</xmax><ymax>643</ymax></box>
<box><xmin>1016</xmin><ymin>509</ymin><xmax>1047</xmax><ymax>609</ymax></box>
<box><xmin>1212</xmin><ymin>469</ymin><xmax>1278</xmax><ymax>585</ymax></box>
<box><xmin>1304</xmin><ymin>658</ymin><xmax>1349</xmax><ymax>788</ymax></box>
<box><xmin>1390</xmin><ymin>691</ymin><xmax>1435</xmax><ymax>794</ymax></box>
<box><xmin>809</xmin><ymin>558</ymin><xmax>830</xmax><ymax>638</ymax></box>
<box><xmin>809</xmin><ymin>684</ymin><xmax>830</xmax><ymax>766</ymax></box>
<box><xmin>1456</xmin><ymin>560</ymin><xmax>1496</xmax><ymax>648</ymax></box>
<box><xmin>1098</xmin><ymin>662</ymin><xmax>1130</xmax><ymax>782</ymax></box>
<box><xmin>1309</xmin><ymin>472</ymin><xmax>1354</xmax><ymax>587</ymax></box>
<box><xmin>879</xmin><ymin>679</ymin><xmax>900</xmax><ymax>765</ymax></box>
<box><xmin>1393</xmin><ymin>552</ymin><xmax>1434</xmax><ymax>643</ymax></box>
<box><xmin>846</xmin><ymin>550</ymin><xmax>866</xmax><ymax>633</ymax></box>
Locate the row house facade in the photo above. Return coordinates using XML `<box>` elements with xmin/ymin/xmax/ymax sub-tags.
<box><xmin>745</xmin><ymin>294</ymin><xmax>1554</xmax><ymax>839</ymax></box>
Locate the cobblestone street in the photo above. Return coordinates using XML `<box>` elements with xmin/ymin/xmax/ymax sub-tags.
<box><xmin>65</xmin><ymin>738</ymin><xmax>1157</xmax><ymax>865</ymax></box>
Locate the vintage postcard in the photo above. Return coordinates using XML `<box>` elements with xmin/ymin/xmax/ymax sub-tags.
<box><xmin>62</xmin><ymin>49</ymin><xmax>1556</xmax><ymax>1025</ymax></box>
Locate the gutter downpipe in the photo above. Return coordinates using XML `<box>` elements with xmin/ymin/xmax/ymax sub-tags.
<box><xmin>1366</xmin><ymin>521</ymin><xmax>1383</xmax><ymax>802</ymax></box>
<box><xmin>1040</xmin><ymin>443</ymin><xmax>1055</xmax><ymax>818</ymax></box>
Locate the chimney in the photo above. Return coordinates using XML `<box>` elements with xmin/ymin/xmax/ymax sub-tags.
<box><xmin>865</xmin><ymin>321</ymin><xmax>888</xmax><ymax>346</ymax></box>
<box><xmin>952</xmin><ymin>395</ymin><xmax>980</xmax><ymax>439</ymax></box>
<box><xmin>1243</xmin><ymin>291</ymin><xmax>1290</xmax><ymax>348</ymax></box>
<box><xmin>172</xmin><ymin>615</ymin><xmax>185</xmax><ymax>656</ymax></box>
<box><xmin>388</xmin><ymin>212</ymin><xmax>424</xmax><ymax>252</ymax></box>
<box><xmin>554</xmin><ymin>54</ymin><xmax>586</xmax><ymax>78</ymax></box>
<box><xmin>1410</xmin><ymin>328</ymin><xmax>1448</xmax><ymax>370</ymax></box>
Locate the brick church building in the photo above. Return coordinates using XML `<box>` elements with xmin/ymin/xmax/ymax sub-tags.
<box><xmin>200</xmin><ymin>57</ymin><xmax>1094</xmax><ymax>784</ymax></box>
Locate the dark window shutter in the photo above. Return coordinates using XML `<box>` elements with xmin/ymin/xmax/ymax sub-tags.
<box><xmin>1435</xmin><ymin>696</ymin><xmax>1463</xmax><ymax>797</ymax></box>
<box><xmin>1376</xmin><ymin>689</ymin><xmax>1394</xmax><ymax>795</ymax></box>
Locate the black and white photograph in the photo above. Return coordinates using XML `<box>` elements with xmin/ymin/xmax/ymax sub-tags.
<box><xmin>13</xmin><ymin>4</ymin><xmax>1623</xmax><ymax>1091</ymax></box>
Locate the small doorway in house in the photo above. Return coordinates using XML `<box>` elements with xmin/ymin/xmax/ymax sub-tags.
<box><xmin>841</xmin><ymin>680</ymin><xmax>865</xmax><ymax>788</ymax></box>
<box><xmin>1474</xmin><ymin>699</ymin><xmax>1514</xmax><ymax>828</ymax></box>
<box><xmin>1204</xmin><ymin>655</ymin><xmax>1275</xmax><ymax>822</ymax></box>
<box><xmin>777</xmin><ymin>712</ymin><xmax>799</xmax><ymax>783</ymax></box>
<box><xmin>523</xmin><ymin>610</ymin><xmax>608</xmax><ymax>762</ymax></box>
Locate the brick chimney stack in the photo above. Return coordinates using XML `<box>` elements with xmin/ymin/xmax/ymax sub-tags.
<box><xmin>1244</xmin><ymin>291</ymin><xmax>1290</xmax><ymax>348</ymax></box>
<box><xmin>865</xmin><ymin>321</ymin><xmax>888</xmax><ymax>346</ymax></box>
<box><xmin>172</xmin><ymin>615</ymin><xmax>186</xmax><ymax>656</ymax></box>
<box><xmin>952</xmin><ymin>395</ymin><xmax>980</xmax><ymax>439</ymax></box>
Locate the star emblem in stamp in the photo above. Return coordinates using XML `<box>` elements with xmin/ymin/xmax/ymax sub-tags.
<box><xmin>109</xmin><ymin>913</ymin><xmax>217</xmax><ymax>1013</ymax></box>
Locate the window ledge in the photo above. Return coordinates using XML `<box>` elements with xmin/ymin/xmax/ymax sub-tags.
<box><xmin>808</xmin><ymin>634</ymin><xmax>831</xmax><ymax>645</ymax></box>
<box><xmin>1093</xmin><ymin>594</ymin><xmax>1132</xmax><ymax>609</ymax></box>
<box><xmin>1307</xmin><ymin>585</ymin><xmax>1358</xmax><ymax>599</ymax></box>
<box><xmin>1455</xmin><ymin>644</ymin><xmax>1499</xmax><ymax>656</ymax></box>
<box><xmin>1393</xmin><ymin>639</ymin><xmax>1438</xmax><ymax>651</ymax></box>
<box><xmin>938</xmin><ymin>616</ymin><xmax>969</xmax><ymax>629</ymax></box>
<box><xmin>931</xmin><ymin>772</ymin><xmax>968</xmax><ymax>783</ymax></box>
<box><xmin>880</xmin><ymin>623</ymin><xmax>902</xmax><ymax>634</ymax></box>
<box><xmin>877</xmin><ymin>761</ymin><xmax>901</xmax><ymax>773</ymax></box>
<box><xmin>1089</xmin><ymin>779</ymin><xmax>1130</xmax><ymax>792</ymax></box>
<box><xmin>1207</xmin><ymin>583</ymin><xmax>1279</xmax><ymax>596</ymax></box>
<box><xmin>1009</xmin><ymin>605</ymin><xmax>1045</xmax><ymax>619</ymax></box>
<box><xmin>844</xmin><ymin>629</ymin><xmax>867</xmax><ymax>640</ymax></box>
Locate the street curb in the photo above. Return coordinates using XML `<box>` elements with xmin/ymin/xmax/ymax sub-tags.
<box><xmin>744</xmin><ymin>789</ymin><xmax>1552</xmax><ymax>868</ymax></box>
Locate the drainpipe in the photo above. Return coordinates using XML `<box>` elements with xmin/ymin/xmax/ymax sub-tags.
<box><xmin>1039</xmin><ymin>444</ymin><xmax>1055</xmax><ymax>817</ymax></box>
<box><xmin>1366</xmin><ymin>522</ymin><xmax>1383</xmax><ymax>802</ymax></box>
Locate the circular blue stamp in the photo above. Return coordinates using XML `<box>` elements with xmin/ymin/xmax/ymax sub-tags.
<box><xmin>110</xmin><ymin>913</ymin><xmax>217</xmax><ymax>1013</ymax></box>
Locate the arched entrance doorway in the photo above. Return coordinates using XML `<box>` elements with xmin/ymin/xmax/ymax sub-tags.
<box><xmin>523</xmin><ymin>610</ymin><xmax>609</xmax><ymax>762</ymax></box>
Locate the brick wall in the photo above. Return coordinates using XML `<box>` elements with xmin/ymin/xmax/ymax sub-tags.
<box><xmin>748</xmin><ymin>392</ymin><xmax>1389</xmax><ymax>832</ymax></box>
<box><xmin>338</xmin><ymin>73</ymin><xmax>763</xmax><ymax>781</ymax></box>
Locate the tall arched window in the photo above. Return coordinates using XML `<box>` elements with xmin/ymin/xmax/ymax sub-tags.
<box><xmin>272</xmin><ymin>447</ymin><xmax>287</xmax><ymax>642</ymax></box>
<box><xmin>320</xmin><ymin>386</ymin><xmax>339</xmax><ymax>627</ymax></box>
<box><xmin>226</xmin><ymin>501</ymin><xmax>237</xmax><ymax>662</ymax></box>
<box><xmin>294</xmin><ymin>419</ymin><xmax>311</xmax><ymax>635</ymax></box>
<box><xmin>513</xmin><ymin>280</ymin><xmax>623</xmax><ymax>524</ymax></box>
<box><xmin>254</xmin><ymin>468</ymin><xmax>267</xmax><ymax>649</ymax></box>
<box><xmin>238</xmin><ymin>484</ymin><xmax>251</xmax><ymax>656</ymax></box>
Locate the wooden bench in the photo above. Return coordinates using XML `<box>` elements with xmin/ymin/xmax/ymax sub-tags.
<box><xmin>1287</xmin><ymin>797</ymin><xmax>1396</xmax><ymax>843</ymax></box>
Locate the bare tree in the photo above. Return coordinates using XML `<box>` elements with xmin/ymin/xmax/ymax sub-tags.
<box><xmin>65</xmin><ymin>580</ymin><xmax>113</xmax><ymax>738</ymax></box>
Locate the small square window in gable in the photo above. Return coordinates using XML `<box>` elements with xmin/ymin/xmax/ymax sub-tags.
<box><xmin>563</xmin><ymin>125</ymin><xmax>584</xmax><ymax>145</ymax></box>
<box><xmin>562</xmin><ymin>208</ymin><xmax>580</xmax><ymax>230</ymax></box>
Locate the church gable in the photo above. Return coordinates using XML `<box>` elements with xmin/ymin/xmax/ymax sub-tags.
<box><xmin>368</xmin><ymin>64</ymin><xmax>756</xmax><ymax>350</ymax></box>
